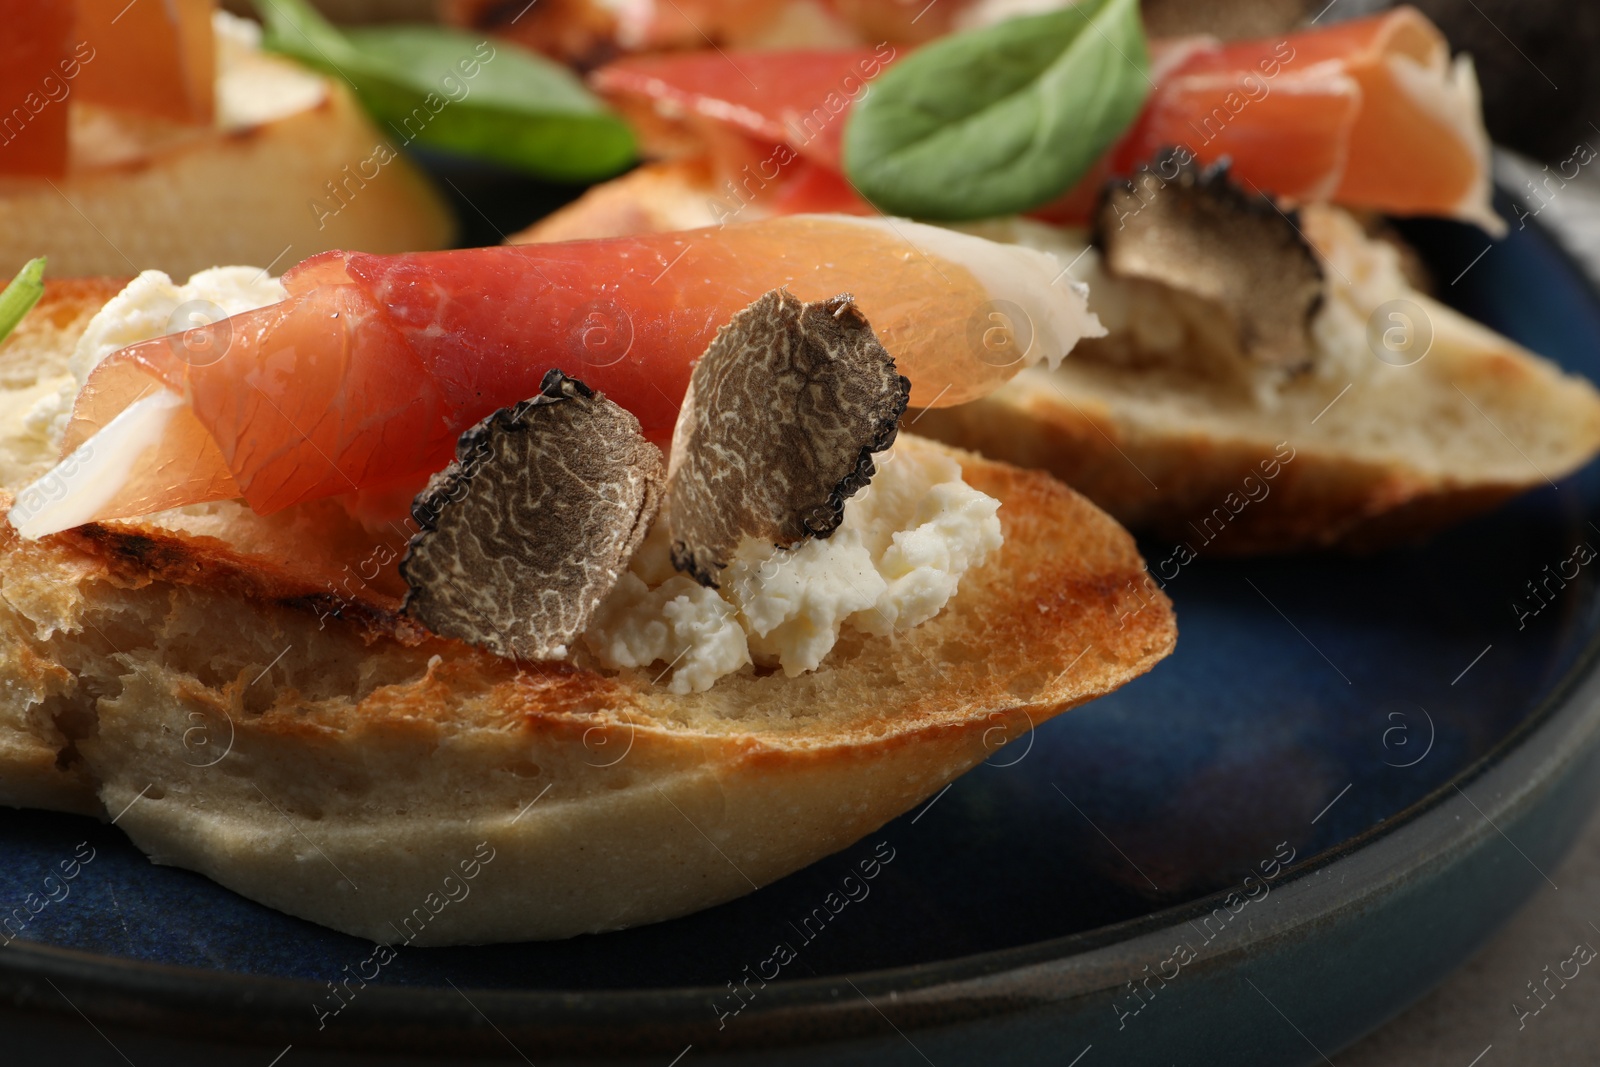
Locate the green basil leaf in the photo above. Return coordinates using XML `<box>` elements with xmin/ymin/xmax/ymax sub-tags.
<box><xmin>842</xmin><ymin>0</ymin><xmax>1151</xmax><ymax>220</ymax></box>
<box><xmin>254</xmin><ymin>0</ymin><xmax>635</xmax><ymax>181</ymax></box>
<box><xmin>0</xmin><ymin>258</ymin><xmax>46</xmax><ymax>347</ymax></box>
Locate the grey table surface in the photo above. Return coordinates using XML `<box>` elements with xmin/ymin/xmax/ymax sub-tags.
<box><xmin>1342</xmin><ymin>802</ymin><xmax>1600</xmax><ymax>1066</ymax></box>
<box><xmin>1341</xmin><ymin>152</ymin><xmax>1600</xmax><ymax>1067</ymax></box>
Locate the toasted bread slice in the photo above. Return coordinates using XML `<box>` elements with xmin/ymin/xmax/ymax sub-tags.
<box><xmin>512</xmin><ymin>164</ymin><xmax>1600</xmax><ymax>553</ymax></box>
<box><xmin>912</xmin><ymin>320</ymin><xmax>1600</xmax><ymax>553</ymax></box>
<box><xmin>0</xmin><ymin>280</ymin><xmax>1173</xmax><ymax>943</ymax></box>
<box><xmin>522</xmin><ymin>157</ymin><xmax>725</xmax><ymax>242</ymax></box>
<box><xmin>0</xmin><ymin>31</ymin><xmax>453</xmax><ymax>279</ymax></box>
<box><xmin>915</xmin><ymin>206</ymin><xmax>1600</xmax><ymax>553</ymax></box>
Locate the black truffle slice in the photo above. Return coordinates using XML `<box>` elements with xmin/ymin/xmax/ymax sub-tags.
<box><xmin>666</xmin><ymin>289</ymin><xmax>910</xmax><ymax>587</ymax></box>
<box><xmin>400</xmin><ymin>370</ymin><xmax>663</xmax><ymax>660</ymax></box>
<box><xmin>1094</xmin><ymin>149</ymin><xmax>1325</xmax><ymax>372</ymax></box>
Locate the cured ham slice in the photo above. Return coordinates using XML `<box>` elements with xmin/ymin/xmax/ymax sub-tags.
<box><xmin>15</xmin><ymin>215</ymin><xmax>1096</xmax><ymax>534</ymax></box>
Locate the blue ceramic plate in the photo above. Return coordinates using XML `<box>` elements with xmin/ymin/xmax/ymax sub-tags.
<box><xmin>3</xmin><ymin>191</ymin><xmax>1600</xmax><ymax>1066</ymax></box>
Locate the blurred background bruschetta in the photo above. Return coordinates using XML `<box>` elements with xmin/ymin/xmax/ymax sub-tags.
<box><xmin>0</xmin><ymin>3</ymin><xmax>453</xmax><ymax>278</ymax></box>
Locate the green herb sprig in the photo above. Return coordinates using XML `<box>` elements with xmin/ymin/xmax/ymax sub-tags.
<box><xmin>843</xmin><ymin>0</ymin><xmax>1152</xmax><ymax>219</ymax></box>
<box><xmin>0</xmin><ymin>258</ymin><xmax>46</xmax><ymax>347</ymax></box>
<box><xmin>255</xmin><ymin>0</ymin><xmax>635</xmax><ymax>181</ymax></box>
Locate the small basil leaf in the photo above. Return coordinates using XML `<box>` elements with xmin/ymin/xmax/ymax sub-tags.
<box><xmin>842</xmin><ymin>0</ymin><xmax>1151</xmax><ymax>220</ymax></box>
<box><xmin>255</xmin><ymin>0</ymin><xmax>634</xmax><ymax>181</ymax></box>
<box><xmin>0</xmin><ymin>258</ymin><xmax>46</xmax><ymax>346</ymax></box>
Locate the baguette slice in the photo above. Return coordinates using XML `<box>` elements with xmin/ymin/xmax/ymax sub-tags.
<box><xmin>513</xmin><ymin>163</ymin><xmax>1600</xmax><ymax>553</ymax></box>
<box><xmin>911</xmin><ymin>333</ymin><xmax>1600</xmax><ymax>554</ymax></box>
<box><xmin>0</xmin><ymin>35</ymin><xmax>453</xmax><ymax>279</ymax></box>
<box><xmin>0</xmin><ymin>280</ymin><xmax>1174</xmax><ymax>944</ymax></box>
<box><xmin>915</xmin><ymin>206</ymin><xmax>1600</xmax><ymax>553</ymax></box>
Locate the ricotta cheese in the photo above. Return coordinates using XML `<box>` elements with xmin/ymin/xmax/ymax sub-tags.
<box><xmin>582</xmin><ymin>443</ymin><xmax>1003</xmax><ymax>693</ymax></box>
<box><xmin>1300</xmin><ymin>203</ymin><xmax>1419</xmax><ymax>383</ymax></box>
<box><xmin>25</xmin><ymin>266</ymin><xmax>286</xmax><ymax>448</ymax></box>
<box><xmin>956</xmin><ymin>213</ymin><xmax>1378</xmax><ymax>406</ymax></box>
